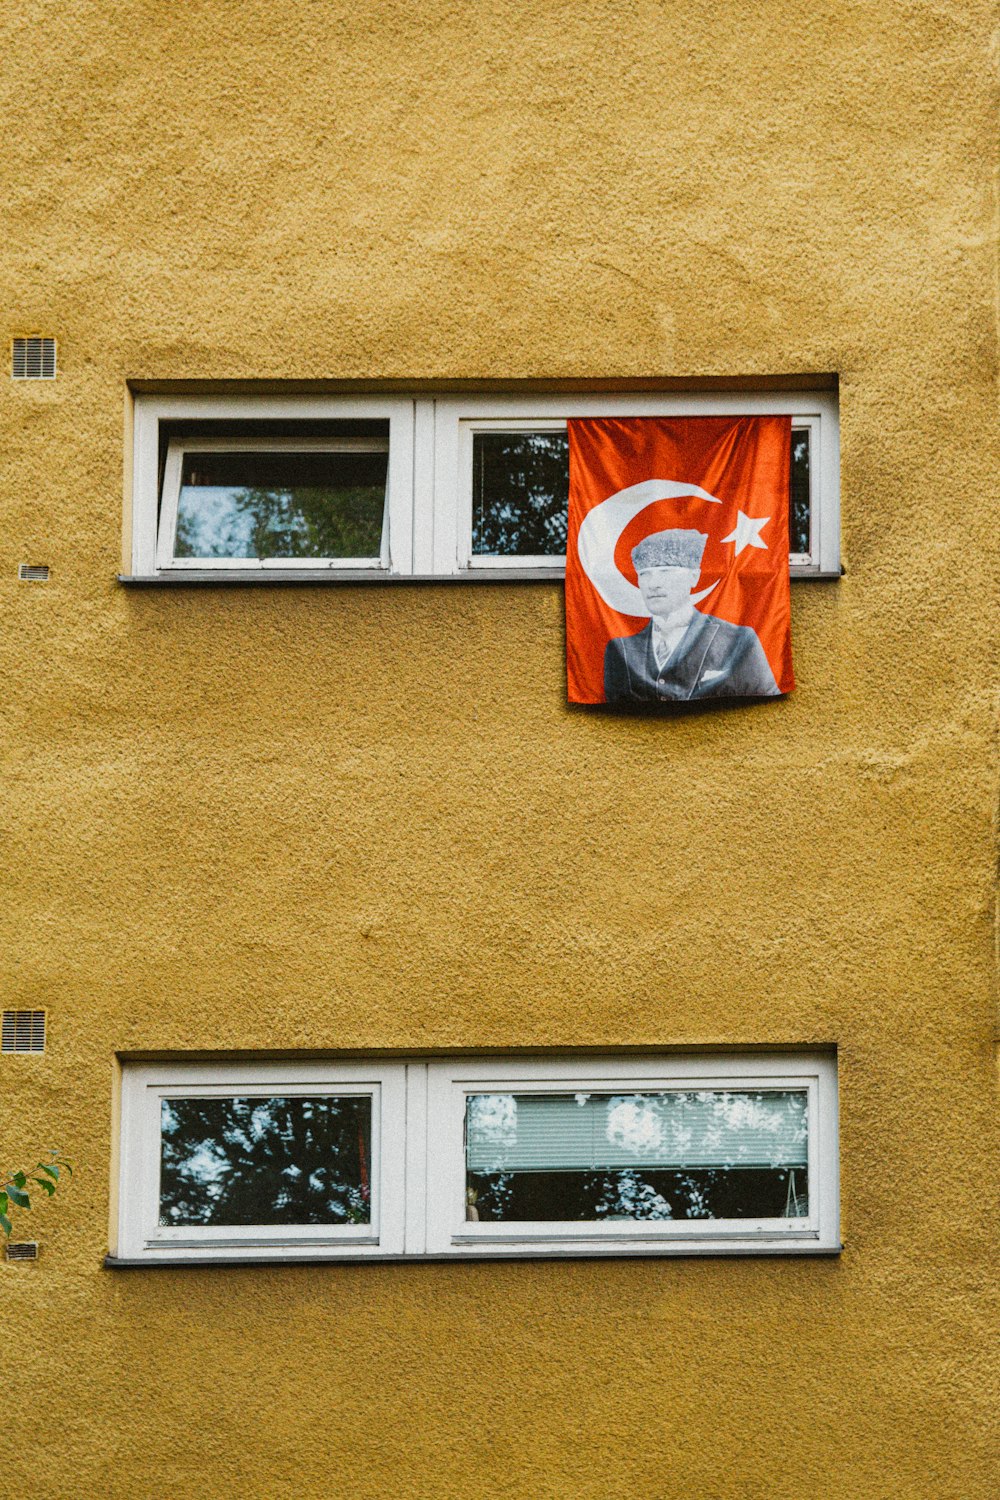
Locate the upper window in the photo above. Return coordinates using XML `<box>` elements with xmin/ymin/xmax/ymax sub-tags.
<box><xmin>129</xmin><ymin>392</ymin><xmax>839</xmax><ymax>579</ymax></box>
<box><xmin>114</xmin><ymin>1053</ymin><xmax>839</xmax><ymax>1263</ymax></box>
<box><xmin>130</xmin><ymin>395</ymin><xmax>415</xmax><ymax>579</ymax></box>
<box><xmin>158</xmin><ymin>435</ymin><xmax>390</xmax><ymax>570</ymax></box>
<box><xmin>470</xmin><ymin>427</ymin><xmax>570</xmax><ymax>563</ymax></box>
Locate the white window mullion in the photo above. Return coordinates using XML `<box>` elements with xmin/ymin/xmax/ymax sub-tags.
<box><xmin>429</xmin><ymin>398</ymin><xmax>460</xmax><ymax>574</ymax></box>
<box><xmin>386</xmin><ymin>405</ymin><xmax>416</xmax><ymax>575</ymax></box>
<box><xmin>403</xmin><ymin>1063</ymin><xmax>429</xmax><ymax>1255</ymax></box>
<box><xmin>411</xmin><ymin>398</ymin><xmax>437</xmax><ymax>574</ymax></box>
<box><xmin>424</xmin><ymin>1064</ymin><xmax>467</xmax><ymax>1255</ymax></box>
<box><xmin>376</xmin><ymin>1073</ymin><xmax>407</xmax><ymax>1254</ymax></box>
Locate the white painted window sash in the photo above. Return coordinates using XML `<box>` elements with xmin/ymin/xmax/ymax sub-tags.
<box><xmin>115</xmin><ymin>1061</ymin><xmax>407</xmax><ymax>1261</ymax></box>
<box><xmin>155</xmin><ymin>435</ymin><xmax>392</xmax><ymax>571</ymax></box>
<box><xmin>430</xmin><ymin>392</ymin><xmax>840</xmax><ymax>578</ymax></box>
<box><xmin>453</xmin><ymin>416</ymin><xmax>570</xmax><ymax>572</ymax></box>
<box><xmin>423</xmin><ymin>1053</ymin><xmax>839</xmax><ymax>1257</ymax></box>
<box><xmin>131</xmin><ymin>395</ymin><xmax>415</xmax><ymax>577</ymax></box>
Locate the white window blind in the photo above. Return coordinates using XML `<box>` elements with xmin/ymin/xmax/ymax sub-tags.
<box><xmin>466</xmin><ymin>1090</ymin><xmax>809</xmax><ymax>1173</ymax></box>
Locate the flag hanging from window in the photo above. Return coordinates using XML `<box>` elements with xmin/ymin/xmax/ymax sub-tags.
<box><xmin>565</xmin><ymin>416</ymin><xmax>795</xmax><ymax>705</ymax></box>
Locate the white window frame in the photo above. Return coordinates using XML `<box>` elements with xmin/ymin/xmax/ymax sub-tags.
<box><xmin>115</xmin><ymin>1060</ymin><xmax>406</xmax><ymax>1261</ymax></box>
<box><xmin>423</xmin><ymin>1052</ymin><xmax>839</xmax><ymax>1257</ymax></box>
<box><xmin>430</xmin><ymin>392</ymin><xmax>840</xmax><ymax>579</ymax></box>
<box><xmin>130</xmin><ymin>394</ymin><xmax>415</xmax><ymax>578</ymax></box>
<box><xmin>129</xmin><ymin>391</ymin><xmax>839</xmax><ymax>579</ymax></box>
<box><xmin>156</xmin><ymin>434</ymin><xmax>392</xmax><ymax>571</ymax></box>
<box><xmin>114</xmin><ymin>1053</ymin><xmax>838</xmax><ymax>1263</ymax></box>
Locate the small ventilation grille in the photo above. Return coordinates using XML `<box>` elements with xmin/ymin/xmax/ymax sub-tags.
<box><xmin>12</xmin><ymin>337</ymin><xmax>56</xmax><ymax>379</ymax></box>
<box><xmin>5</xmin><ymin>1242</ymin><xmax>39</xmax><ymax>1262</ymax></box>
<box><xmin>18</xmin><ymin>564</ymin><xmax>50</xmax><ymax>582</ymax></box>
<box><xmin>1</xmin><ymin>1010</ymin><xmax>46</xmax><ymax>1053</ymax></box>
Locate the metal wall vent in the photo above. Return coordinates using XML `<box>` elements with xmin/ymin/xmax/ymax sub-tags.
<box><xmin>1</xmin><ymin>1010</ymin><xmax>46</xmax><ymax>1053</ymax></box>
<box><xmin>18</xmin><ymin>564</ymin><xmax>50</xmax><ymax>582</ymax></box>
<box><xmin>12</xmin><ymin>337</ymin><xmax>56</xmax><ymax>379</ymax></box>
<box><xmin>5</xmin><ymin>1242</ymin><xmax>39</xmax><ymax>1262</ymax></box>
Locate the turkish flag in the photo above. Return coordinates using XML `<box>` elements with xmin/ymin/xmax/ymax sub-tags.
<box><xmin>565</xmin><ymin>417</ymin><xmax>795</xmax><ymax>705</ymax></box>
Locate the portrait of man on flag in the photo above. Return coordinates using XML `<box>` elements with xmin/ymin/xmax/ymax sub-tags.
<box><xmin>565</xmin><ymin>416</ymin><xmax>796</xmax><ymax>706</ymax></box>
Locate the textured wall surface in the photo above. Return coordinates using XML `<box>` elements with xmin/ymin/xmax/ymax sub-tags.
<box><xmin>1</xmin><ymin>1</ymin><xmax>998</xmax><ymax>1496</ymax></box>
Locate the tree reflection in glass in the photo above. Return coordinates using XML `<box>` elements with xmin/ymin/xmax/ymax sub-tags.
<box><xmin>472</xmin><ymin>428</ymin><xmax>811</xmax><ymax>560</ymax></box>
<box><xmin>472</xmin><ymin>432</ymin><xmax>569</xmax><ymax>556</ymax></box>
<box><xmin>174</xmin><ymin>449</ymin><xmax>388</xmax><ymax>561</ymax></box>
<box><xmin>465</xmin><ymin>1090</ymin><xmax>808</xmax><ymax>1223</ymax></box>
<box><xmin>790</xmin><ymin>430</ymin><xmax>810</xmax><ymax>555</ymax></box>
<box><xmin>159</xmin><ymin>1095</ymin><xmax>372</xmax><ymax>1226</ymax></box>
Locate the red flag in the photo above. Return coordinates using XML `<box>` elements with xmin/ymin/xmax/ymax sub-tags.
<box><xmin>566</xmin><ymin>417</ymin><xmax>794</xmax><ymax>705</ymax></box>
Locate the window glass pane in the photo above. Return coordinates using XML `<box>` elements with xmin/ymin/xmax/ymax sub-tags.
<box><xmin>790</xmin><ymin>428</ymin><xmax>810</xmax><ymax>555</ymax></box>
<box><xmin>471</xmin><ymin>431</ymin><xmax>569</xmax><ymax>556</ymax></box>
<box><xmin>159</xmin><ymin>1094</ymin><xmax>372</xmax><ymax>1226</ymax></box>
<box><xmin>472</xmin><ymin>427</ymin><xmax>810</xmax><ymax>560</ymax></box>
<box><xmin>174</xmin><ymin>449</ymin><xmax>388</xmax><ymax>560</ymax></box>
<box><xmin>465</xmin><ymin>1090</ymin><xmax>808</xmax><ymax>1223</ymax></box>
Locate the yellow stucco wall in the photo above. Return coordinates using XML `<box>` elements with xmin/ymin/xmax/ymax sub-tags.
<box><xmin>1</xmin><ymin>2</ymin><xmax>998</xmax><ymax>1496</ymax></box>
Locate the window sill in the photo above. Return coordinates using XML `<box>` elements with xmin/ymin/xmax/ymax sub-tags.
<box><xmin>117</xmin><ymin>569</ymin><xmax>569</xmax><ymax>586</ymax></box>
<box><xmin>105</xmin><ymin>1243</ymin><xmax>842</xmax><ymax>1267</ymax></box>
<box><xmin>117</xmin><ymin>568</ymin><xmax>841</xmax><ymax>587</ymax></box>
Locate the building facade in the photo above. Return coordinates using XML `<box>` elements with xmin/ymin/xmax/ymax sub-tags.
<box><xmin>1</xmin><ymin>2</ymin><xmax>997</xmax><ymax>1496</ymax></box>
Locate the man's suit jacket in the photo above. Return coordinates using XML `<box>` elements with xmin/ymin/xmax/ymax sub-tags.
<box><xmin>603</xmin><ymin>612</ymin><xmax>780</xmax><ymax>703</ymax></box>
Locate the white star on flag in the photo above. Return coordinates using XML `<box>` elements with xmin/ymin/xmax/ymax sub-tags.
<box><xmin>721</xmin><ymin>511</ymin><xmax>771</xmax><ymax>555</ymax></box>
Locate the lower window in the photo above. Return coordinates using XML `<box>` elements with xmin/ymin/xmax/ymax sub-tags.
<box><xmin>114</xmin><ymin>1053</ymin><xmax>838</xmax><ymax>1262</ymax></box>
<box><xmin>160</xmin><ymin>1092</ymin><xmax>374</xmax><ymax>1227</ymax></box>
<box><xmin>464</xmin><ymin>1089</ymin><xmax>809</xmax><ymax>1222</ymax></box>
<box><xmin>116</xmin><ymin>1062</ymin><xmax>406</xmax><ymax>1259</ymax></box>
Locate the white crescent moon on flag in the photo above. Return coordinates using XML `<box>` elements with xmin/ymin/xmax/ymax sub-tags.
<box><xmin>576</xmin><ymin>479</ymin><xmax>724</xmax><ymax>617</ymax></box>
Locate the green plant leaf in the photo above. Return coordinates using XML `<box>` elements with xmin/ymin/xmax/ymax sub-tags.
<box><xmin>32</xmin><ymin>1177</ymin><xmax>54</xmax><ymax>1196</ymax></box>
<box><xmin>0</xmin><ymin>1212</ymin><xmax>11</xmax><ymax>1238</ymax></box>
<box><xmin>58</xmin><ymin>1161</ymin><xmax>73</xmax><ymax>1176</ymax></box>
<box><xmin>6</xmin><ymin>1185</ymin><xmax>30</xmax><ymax>1209</ymax></box>
<box><xmin>0</xmin><ymin>1192</ymin><xmax>7</xmax><ymax>1215</ymax></box>
<box><xmin>37</xmin><ymin>1164</ymin><xmax>59</xmax><ymax>1181</ymax></box>
<box><xmin>12</xmin><ymin>1172</ymin><xmax>27</xmax><ymax>1189</ymax></box>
